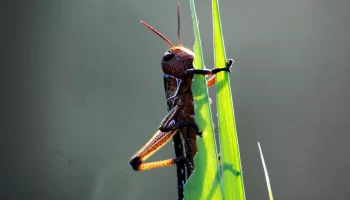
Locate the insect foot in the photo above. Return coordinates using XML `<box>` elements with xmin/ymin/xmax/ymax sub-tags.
<box><xmin>129</xmin><ymin>156</ymin><xmax>142</xmax><ymax>171</ymax></box>
<box><xmin>224</xmin><ymin>59</ymin><xmax>234</xmax><ymax>72</ymax></box>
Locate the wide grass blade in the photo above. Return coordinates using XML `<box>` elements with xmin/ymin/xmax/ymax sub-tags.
<box><xmin>258</xmin><ymin>142</ymin><xmax>274</xmax><ymax>200</ymax></box>
<box><xmin>212</xmin><ymin>0</ymin><xmax>246</xmax><ymax>199</ymax></box>
<box><xmin>184</xmin><ymin>0</ymin><xmax>223</xmax><ymax>199</ymax></box>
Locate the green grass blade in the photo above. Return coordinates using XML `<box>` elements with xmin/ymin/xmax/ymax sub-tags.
<box><xmin>212</xmin><ymin>0</ymin><xmax>246</xmax><ymax>199</ymax></box>
<box><xmin>184</xmin><ymin>0</ymin><xmax>223</xmax><ymax>199</ymax></box>
<box><xmin>258</xmin><ymin>142</ymin><xmax>274</xmax><ymax>200</ymax></box>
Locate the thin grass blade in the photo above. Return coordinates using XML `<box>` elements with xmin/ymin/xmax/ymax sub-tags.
<box><xmin>258</xmin><ymin>142</ymin><xmax>274</xmax><ymax>200</ymax></box>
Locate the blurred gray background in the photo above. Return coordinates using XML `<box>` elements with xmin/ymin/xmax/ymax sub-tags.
<box><xmin>1</xmin><ymin>0</ymin><xmax>350</xmax><ymax>199</ymax></box>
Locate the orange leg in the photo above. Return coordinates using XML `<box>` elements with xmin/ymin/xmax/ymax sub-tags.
<box><xmin>206</xmin><ymin>75</ymin><xmax>216</xmax><ymax>87</ymax></box>
<box><xmin>130</xmin><ymin>98</ymin><xmax>202</xmax><ymax>171</ymax></box>
<box><xmin>129</xmin><ymin>129</ymin><xmax>184</xmax><ymax>171</ymax></box>
<box><xmin>138</xmin><ymin>157</ymin><xmax>183</xmax><ymax>171</ymax></box>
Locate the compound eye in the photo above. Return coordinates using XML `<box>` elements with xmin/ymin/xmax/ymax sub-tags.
<box><xmin>163</xmin><ymin>51</ymin><xmax>174</xmax><ymax>62</ymax></box>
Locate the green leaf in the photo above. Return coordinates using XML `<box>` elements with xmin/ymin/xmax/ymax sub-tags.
<box><xmin>212</xmin><ymin>0</ymin><xmax>246</xmax><ymax>199</ymax></box>
<box><xmin>184</xmin><ymin>0</ymin><xmax>223</xmax><ymax>199</ymax></box>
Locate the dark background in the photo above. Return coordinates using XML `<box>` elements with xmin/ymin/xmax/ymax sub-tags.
<box><xmin>1</xmin><ymin>0</ymin><xmax>350</xmax><ymax>199</ymax></box>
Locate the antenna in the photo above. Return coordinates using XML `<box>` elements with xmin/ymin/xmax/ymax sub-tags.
<box><xmin>140</xmin><ymin>20</ymin><xmax>174</xmax><ymax>48</ymax></box>
<box><xmin>177</xmin><ymin>1</ymin><xmax>182</xmax><ymax>46</ymax></box>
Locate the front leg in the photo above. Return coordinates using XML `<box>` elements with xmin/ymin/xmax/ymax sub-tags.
<box><xmin>185</xmin><ymin>59</ymin><xmax>233</xmax><ymax>76</ymax></box>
